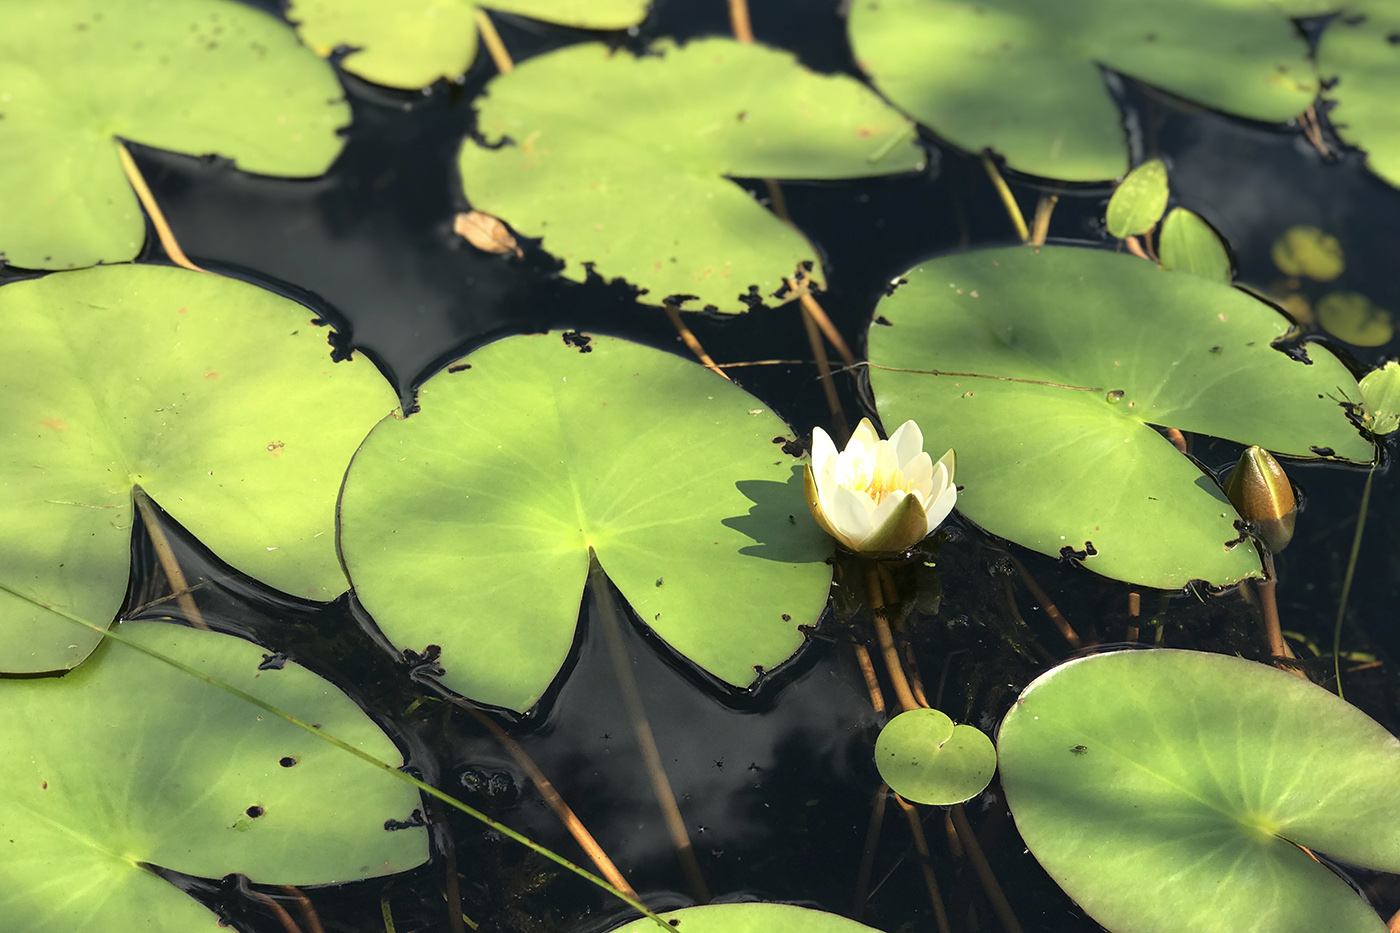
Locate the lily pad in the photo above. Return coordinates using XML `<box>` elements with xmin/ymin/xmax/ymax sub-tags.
<box><xmin>1317</xmin><ymin>291</ymin><xmax>1394</xmax><ymax>347</ymax></box>
<box><xmin>0</xmin><ymin>265</ymin><xmax>397</xmax><ymax>674</ymax></box>
<box><xmin>1319</xmin><ymin>1</ymin><xmax>1400</xmax><ymax>189</ymax></box>
<box><xmin>611</xmin><ymin>902</ymin><xmax>883</xmax><ymax>933</ymax></box>
<box><xmin>848</xmin><ymin>0</ymin><xmax>1314</xmax><ymax>180</ymax></box>
<box><xmin>1105</xmin><ymin>159</ymin><xmax>1169</xmax><ymax>239</ymax></box>
<box><xmin>867</xmin><ymin>245</ymin><xmax>1371</xmax><ymax>589</ymax></box>
<box><xmin>1158</xmin><ymin>207</ymin><xmax>1232</xmax><ymax>283</ymax></box>
<box><xmin>0</xmin><ymin>620</ymin><xmax>428</xmax><ymax>933</ymax></box>
<box><xmin>1360</xmin><ymin>360</ymin><xmax>1400</xmax><ymax>435</ymax></box>
<box><xmin>288</xmin><ymin>0</ymin><xmax>651</xmax><ymax>89</ymax></box>
<box><xmin>0</xmin><ymin>0</ymin><xmax>349</xmax><ymax>270</ymax></box>
<box><xmin>997</xmin><ymin>648</ymin><xmax>1400</xmax><ymax>933</ymax></box>
<box><xmin>457</xmin><ymin>37</ymin><xmax>925</xmax><ymax>314</ymax></box>
<box><xmin>874</xmin><ymin>707</ymin><xmax>996</xmax><ymax>805</ymax></box>
<box><xmin>339</xmin><ymin>332</ymin><xmax>833</xmax><ymax>712</ymax></box>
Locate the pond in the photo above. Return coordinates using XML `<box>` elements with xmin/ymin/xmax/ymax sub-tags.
<box><xmin>3</xmin><ymin>2</ymin><xmax>1400</xmax><ymax>933</ymax></box>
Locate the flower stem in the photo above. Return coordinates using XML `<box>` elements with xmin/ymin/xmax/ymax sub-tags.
<box><xmin>894</xmin><ymin>794</ymin><xmax>951</xmax><ymax>933</ymax></box>
<box><xmin>951</xmin><ymin>804</ymin><xmax>1023</xmax><ymax>933</ymax></box>
<box><xmin>866</xmin><ymin>562</ymin><xmax>921</xmax><ymax>713</ymax></box>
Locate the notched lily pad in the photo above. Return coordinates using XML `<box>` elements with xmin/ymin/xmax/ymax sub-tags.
<box><xmin>848</xmin><ymin>0</ymin><xmax>1314</xmax><ymax>180</ymax></box>
<box><xmin>874</xmin><ymin>707</ymin><xmax>996</xmax><ymax>805</ymax></box>
<box><xmin>0</xmin><ymin>265</ymin><xmax>397</xmax><ymax>674</ymax></box>
<box><xmin>867</xmin><ymin>245</ymin><xmax>1370</xmax><ymax>589</ymax></box>
<box><xmin>0</xmin><ymin>621</ymin><xmax>427</xmax><ymax>933</ymax></box>
<box><xmin>0</xmin><ymin>0</ymin><xmax>349</xmax><ymax>269</ymax></box>
<box><xmin>457</xmin><ymin>37</ymin><xmax>925</xmax><ymax>314</ymax></box>
<box><xmin>339</xmin><ymin>331</ymin><xmax>833</xmax><ymax>712</ymax></box>
<box><xmin>998</xmin><ymin>649</ymin><xmax>1400</xmax><ymax>933</ymax></box>
<box><xmin>1319</xmin><ymin>3</ymin><xmax>1400</xmax><ymax>190</ymax></box>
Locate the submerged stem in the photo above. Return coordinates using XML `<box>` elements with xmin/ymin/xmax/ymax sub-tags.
<box><xmin>866</xmin><ymin>562</ymin><xmax>920</xmax><ymax>713</ymax></box>
<box><xmin>590</xmin><ymin>560</ymin><xmax>711</xmax><ymax>903</ymax></box>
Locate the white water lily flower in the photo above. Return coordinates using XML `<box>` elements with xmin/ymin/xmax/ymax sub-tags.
<box><xmin>803</xmin><ymin>418</ymin><xmax>956</xmax><ymax>554</ymax></box>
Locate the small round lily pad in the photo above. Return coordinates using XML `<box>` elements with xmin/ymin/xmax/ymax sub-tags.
<box><xmin>874</xmin><ymin>708</ymin><xmax>996</xmax><ymax>805</ymax></box>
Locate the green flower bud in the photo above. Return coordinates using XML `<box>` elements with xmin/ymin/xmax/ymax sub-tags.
<box><xmin>1224</xmin><ymin>446</ymin><xmax>1296</xmax><ymax>553</ymax></box>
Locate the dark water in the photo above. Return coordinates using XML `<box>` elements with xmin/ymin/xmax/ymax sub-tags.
<box><xmin>62</xmin><ymin>1</ymin><xmax>1400</xmax><ymax>931</ymax></box>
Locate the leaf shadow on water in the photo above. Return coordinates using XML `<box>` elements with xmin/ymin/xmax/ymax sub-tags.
<box><xmin>723</xmin><ymin>467</ymin><xmax>830</xmax><ymax>564</ymax></box>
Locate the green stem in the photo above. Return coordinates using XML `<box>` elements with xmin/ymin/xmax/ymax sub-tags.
<box><xmin>1333</xmin><ymin>460</ymin><xmax>1378</xmax><ymax>700</ymax></box>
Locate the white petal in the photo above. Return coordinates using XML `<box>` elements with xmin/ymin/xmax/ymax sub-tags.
<box><xmin>934</xmin><ymin>448</ymin><xmax>957</xmax><ymax>485</ymax></box>
<box><xmin>829</xmin><ymin>483</ymin><xmax>876</xmax><ymax>548</ymax></box>
<box><xmin>810</xmin><ymin>426</ymin><xmax>838</xmax><ymax>474</ymax></box>
<box><xmin>923</xmin><ymin>482</ymin><xmax>958</xmax><ymax>530</ymax></box>
<box><xmin>872</xmin><ymin>437</ymin><xmax>901</xmax><ymax>479</ymax></box>
<box><xmin>887</xmin><ymin>420</ymin><xmax>925</xmax><ymax>468</ymax></box>
<box><xmin>903</xmin><ymin>451</ymin><xmax>934</xmax><ymax>498</ymax></box>
<box><xmin>848</xmin><ymin>418</ymin><xmax>880</xmax><ymax>456</ymax></box>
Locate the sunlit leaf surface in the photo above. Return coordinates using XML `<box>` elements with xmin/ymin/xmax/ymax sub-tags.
<box><xmin>288</xmin><ymin>0</ymin><xmax>650</xmax><ymax>89</ymax></box>
<box><xmin>0</xmin><ymin>621</ymin><xmax>428</xmax><ymax>933</ymax></box>
<box><xmin>998</xmin><ymin>649</ymin><xmax>1400</xmax><ymax>933</ymax></box>
<box><xmin>0</xmin><ymin>0</ymin><xmax>348</xmax><ymax>269</ymax></box>
<box><xmin>340</xmin><ymin>332</ymin><xmax>833</xmax><ymax>712</ymax></box>
<box><xmin>612</xmin><ymin>903</ymin><xmax>886</xmax><ymax>933</ymax></box>
<box><xmin>1319</xmin><ymin>1</ymin><xmax>1400</xmax><ymax>189</ymax></box>
<box><xmin>0</xmin><ymin>266</ymin><xmax>396</xmax><ymax>673</ymax></box>
<box><xmin>458</xmin><ymin>38</ymin><xmax>925</xmax><ymax>314</ymax></box>
<box><xmin>868</xmin><ymin>245</ymin><xmax>1370</xmax><ymax>588</ymax></box>
<box><xmin>848</xmin><ymin>0</ymin><xmax>1314</xmax><ymax>180</ymax></box>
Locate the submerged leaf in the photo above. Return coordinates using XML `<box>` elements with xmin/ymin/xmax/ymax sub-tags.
<box><xmin>998</xmin><ymin>649</ymin><xmax>1400</xmax><ymax>933</ymax></box>
<box><xmin>1316</xmin><ymin>292</ymin><xmax>1394</xmax><ymax>347</ymax></box>
<box><xmin>867</xmin><ymin>245</ymin><xmax>1370</xmax><ymax>588</ymax></box>
<box><xmin>0</xmin><ymin>266</ymin><xmax>396</xmax><ymax>673</ymax></box>
<box><xmin>340</xmin><ymin>332</ymin><xmax>832</xmax><ymax>712</ymax></box>
<box><xmin>0</xmin><ymin>621</ymin><xmax>428</xmax><ymax>933</ymax></box>
<box><xmin>457</xmin><ymin>38</ymin><xmax>924</xmax><ymax>314</ymax></box>
<box><xmin>0</xmin><ymin>0</ymin><xmax>348</xmax><ymax>269</ymax></box>
<box><xmin>1271</xmin><ymin>225</ymin><xmax>1345</xmax><ymax>281</ymax></box>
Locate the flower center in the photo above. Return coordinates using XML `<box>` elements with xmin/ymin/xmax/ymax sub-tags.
<box><xmin>847</xmin><ymin>457</ymin><xmax>918</xmax><ymax>506</ymax></box>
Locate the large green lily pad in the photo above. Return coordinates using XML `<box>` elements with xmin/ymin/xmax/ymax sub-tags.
<box><xmin>288</xmin><ymin>0</ymin><xmax>650</xmax><ymax>89</ymax></box>
<box><xmin>0</xmin><ymin>620</ymin><xmax>427</xmax><ymax>933</ymax></box>
<box><xmin>997</xmin><ymin>649</ymin><xmax>1400</xmax><ymax>933</ymax></box>
<box><xmin>1319</xmin><ymin>1</ymin><xmax>1400</xmax><ymax>189</ymax></box>
<box><xmin>0</xmin><ymin>0</ymin><xmax>348</xmax><ymax>270</ymax></box>
<box><xmin>867</xmin><ymin>246</ymin><xmax>1370</xmax><ymax>589</ymax></box>
<box><xmin>0</xmin><ymin>265</ymin><xmax>397</xmax><ymax>674</ymax></box>
<box><xmin>457</xmin><ymin>37</ymin><xmax>925</xmax><ymax>314</ymax></box>
<box><xmin>611</xmin><ymin>902</ymin><xmax>883</xmax><ymax>933</ymax></box>
<box><xmin>848</xmin><ymin>0</ymin><xmax>1315</xmax><ymax>180</ymax></box>
<box><xmin>339</xmin><ymin>332</ymin><xmax>832</xmax><ymax>712</ymax></box>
